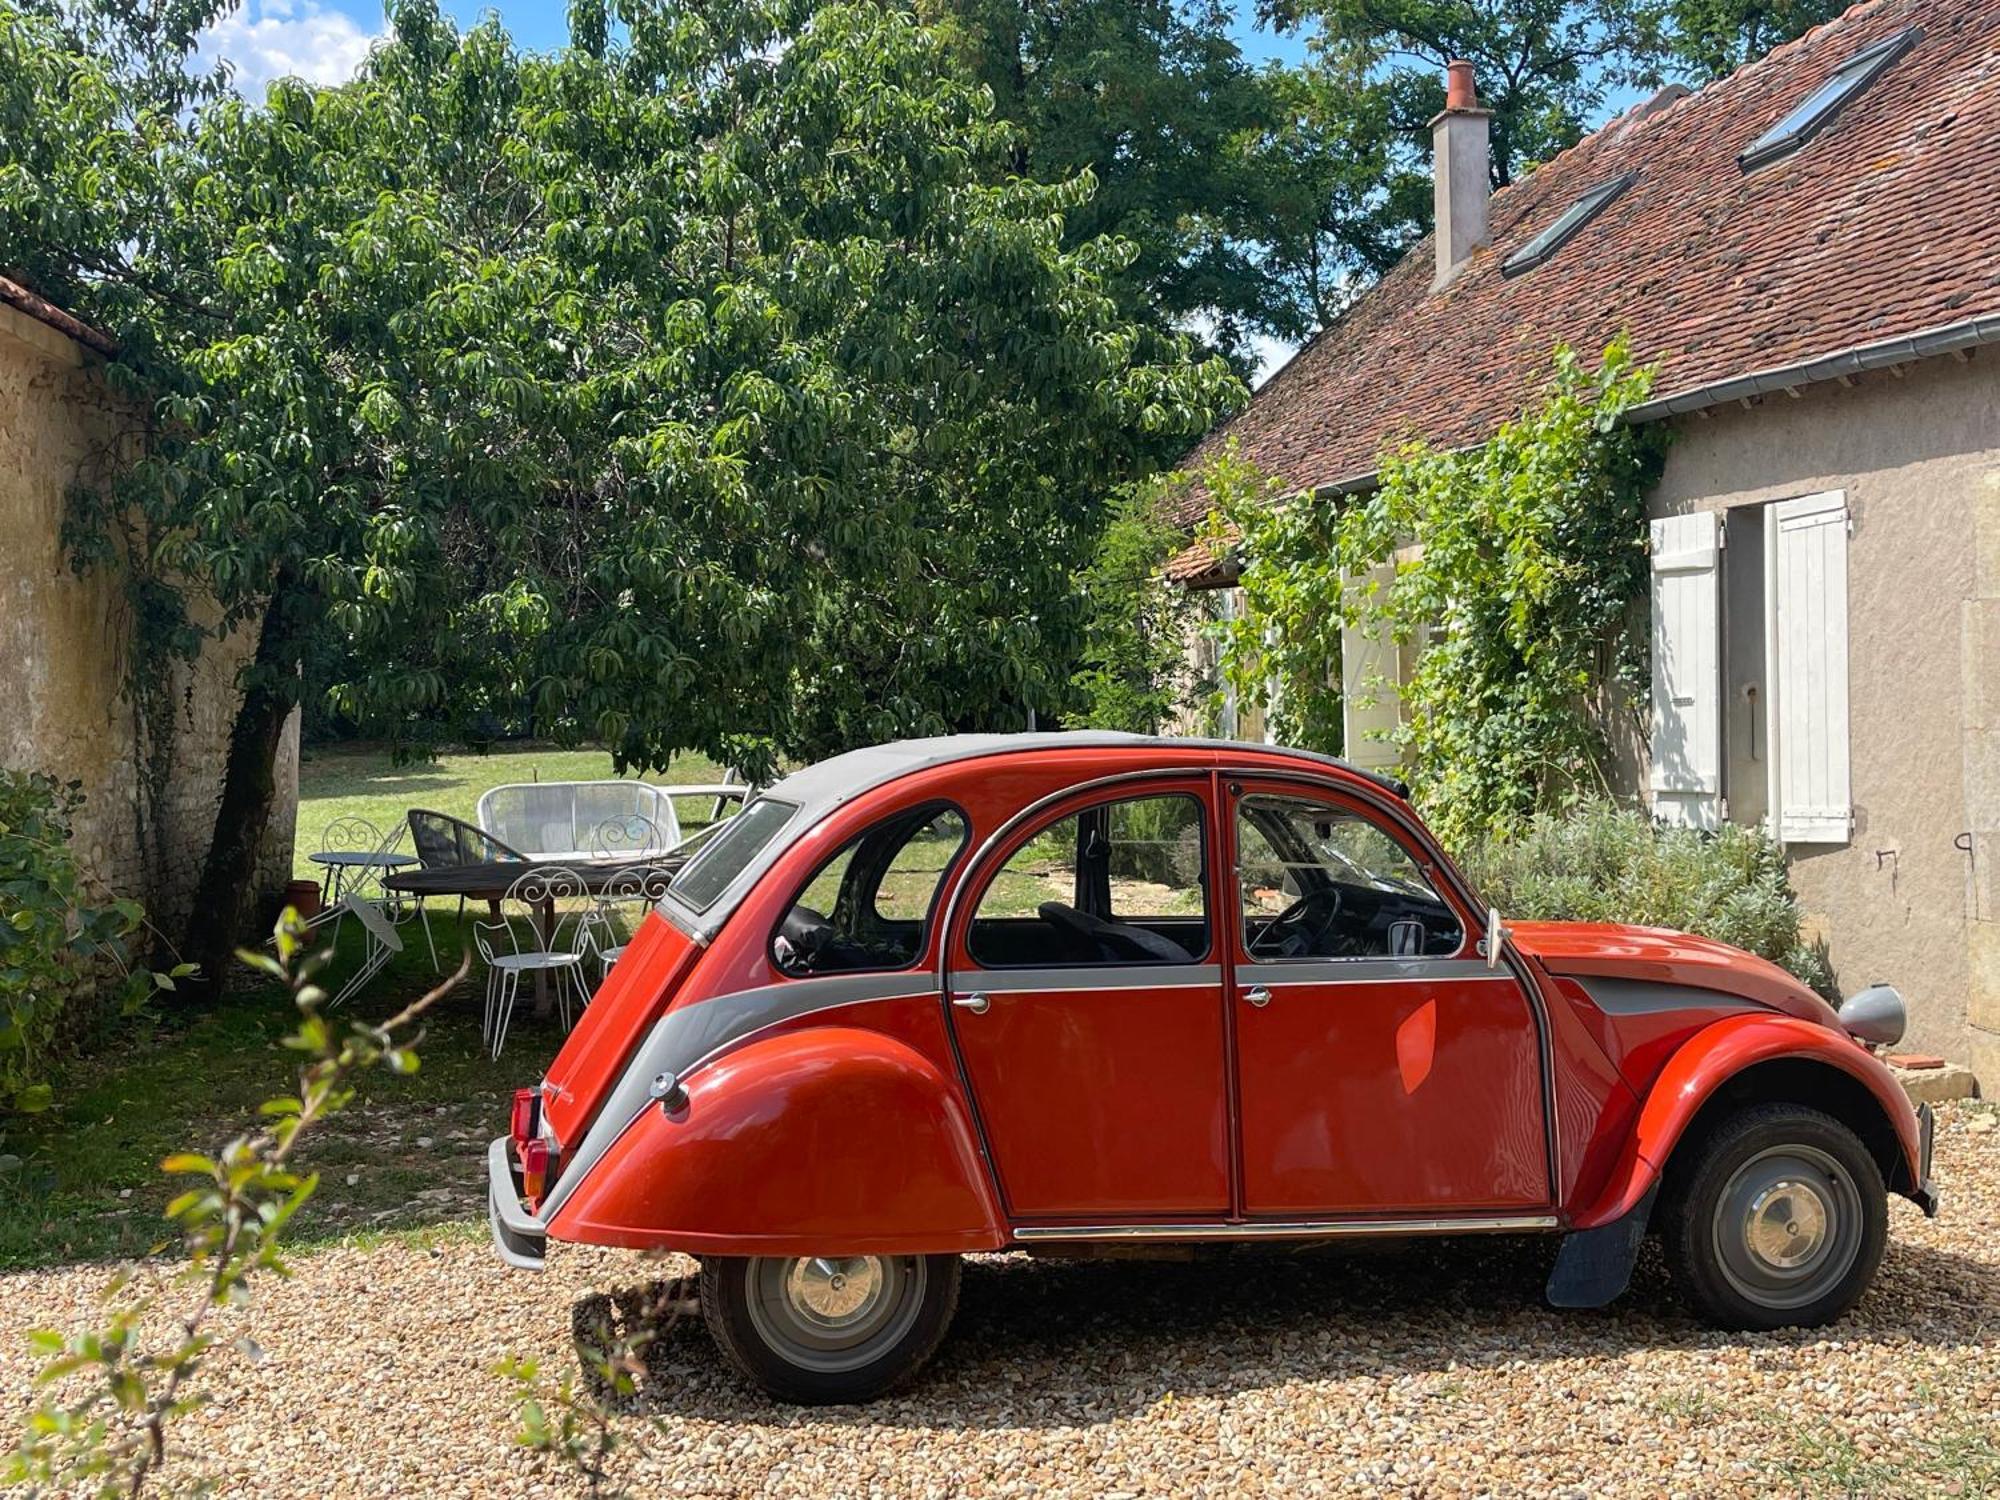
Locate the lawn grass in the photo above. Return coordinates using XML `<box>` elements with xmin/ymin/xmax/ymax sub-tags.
<box><xmin>0</xmin><ymin>907</ymin><xmax>570</xmax><ymax>1270</ymax></box>
<box><xmin>294</xmin><ymin>741</ymin><xmax>733</xmax><ymax>879</ymax></box>
<box><xmin>1</xmin><ymin>741</ymin><xmax>733</xmax><ymax>1272</ymax></box>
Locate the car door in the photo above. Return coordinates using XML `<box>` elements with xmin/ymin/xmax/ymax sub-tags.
<box><xmin>945</xmin><ymin>781</ymin><xmax>1231</xmax><ymax>1219</ymax></box>
<box><xmin>1227</xmin><ymin>780</ymin><xmax>1551</xmax><ymax>1216</ymax></box>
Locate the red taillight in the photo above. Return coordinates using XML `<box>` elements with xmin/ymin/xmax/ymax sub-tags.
<box><xmin>519</xmin><ymin>1137</ymin><xmax>550</xmax><ymax>1203</ymax></box>
<box><xmin>511</xmin><ymin>1086</ymin><xmax>539</xmax><ymax>1142</ymax></box>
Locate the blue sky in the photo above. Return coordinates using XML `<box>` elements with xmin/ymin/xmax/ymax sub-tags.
<box><xmin>201</xmin><ymin>0</ymin><xmax>1311</xmax><ymax>97</ymax></box>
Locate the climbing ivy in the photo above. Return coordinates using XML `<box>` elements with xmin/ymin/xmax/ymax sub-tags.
<box><xmin>1210</xmin><ymin>338</ymin><xmax>1669</xmax><ymax>846</ymax></box>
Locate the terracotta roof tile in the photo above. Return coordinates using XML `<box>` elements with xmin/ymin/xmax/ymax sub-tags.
<box><xmin>1168</xmin><ymin>0</ymin><xmax>2000</xmax><ymax>527</ymax></box>
<box><xmin>0</xmin><ymin>275</ymin><xmax>117</xmax><ymax>357</ymax></box>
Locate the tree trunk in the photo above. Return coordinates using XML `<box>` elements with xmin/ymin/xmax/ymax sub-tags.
<box><xmin>183</xmin><ymin>590</ymin><xmax>302</xmax><ymax>997</ymax></box>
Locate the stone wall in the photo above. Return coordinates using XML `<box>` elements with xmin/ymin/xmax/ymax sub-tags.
<box><xmin>0</xmin><ymin>299</ymin><xmax>298</xmax><ymax>941</ymax></box>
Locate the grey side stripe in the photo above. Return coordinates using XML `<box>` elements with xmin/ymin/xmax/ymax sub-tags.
<box><xmin>540</xmin><ymin>971</ymin><xmax>939</xmax><ymax>1221</ymax></box>
<box><xmin>963</xmin><ymin>964</ymin><xmax>1222</xmax><ymax>994</ymax></box>
<box><xmin>1580</xmin><ymin>977</ymin><xmax>1761</xmax><ymax>1017</ymax></box>
<box><xmin>1233</xmin><ymin>957</ymin><xmax>1499</xmax><ymax>987</ymax></box>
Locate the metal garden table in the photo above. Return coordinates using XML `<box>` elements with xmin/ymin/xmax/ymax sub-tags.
<box><xmin>383</xmin><ymin>855</ymin><xmax>688</xmax><ymax>1018</ymax></box>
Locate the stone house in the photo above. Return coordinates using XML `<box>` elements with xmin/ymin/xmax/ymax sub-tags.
<box><xmin>0</xmin><ymin>275</ymin><xmax>298</xmax><ymax>940</ymax></box>
<box><xmin>1168</xmin><ymin>0</ymin><xmax>2000</xmax><ymax>1077</ymax></box>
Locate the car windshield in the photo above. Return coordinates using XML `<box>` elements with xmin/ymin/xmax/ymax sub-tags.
<box><xmin>665</xmin><ymin>797</ymin><xmax>799</xmax><ymax>913</ymax></box>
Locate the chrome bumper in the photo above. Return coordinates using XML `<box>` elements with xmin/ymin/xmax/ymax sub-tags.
<box><xmin>1911</xmin><ymin>1102</ymin><xmax>1940</xmax><ymax>1218</ymax></box>
<box><xmin>487</xmin><ymin>1136</ymin><xmax>547</xmax><ymax>1270</ymax></box>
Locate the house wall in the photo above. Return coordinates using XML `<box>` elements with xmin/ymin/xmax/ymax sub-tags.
<box><xmin>0</xmin><ymin>300</ymin><xmax>298</xmax><ymax>943</ymax></box>
<box><xmin>1646</xmin><ymin>352</ymin><xmax>1998</xmax><ymax>1072</ymax></box>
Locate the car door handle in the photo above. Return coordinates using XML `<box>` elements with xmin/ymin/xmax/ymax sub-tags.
<box><xmin>1244</xmin><ymin>986</ymin><xmax>1272</xmax><ymax>1008</ymax></box>
<box><xmin>952</xmin><ymin>993</ymin><xmax>990</xmax><ymax>1015</ymax></box>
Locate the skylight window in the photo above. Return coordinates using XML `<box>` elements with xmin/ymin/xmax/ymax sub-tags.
<box><xmin>1738</xmin><ymin>27</ymin><xmax>1920</xmax><ymax>171</ymax></box>
<box><xmin>1500</xmin><ymin>173</ymin><xmax>1635</xmax><ymax>278</ymax></box>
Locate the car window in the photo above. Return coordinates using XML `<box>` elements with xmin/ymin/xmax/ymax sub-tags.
<box><xmin>669</xmin><ymin>797</ymin><xmax>798</xmax><ymax>913</ymax></box>
<box><xmin>1237</xmin><ymin>794</ymin><xmax>1462</xmax><ymax>960</ymax></box>
<box><xmin>772</xmin><ymin>804</ymin><xmax>967</xmax><ymax>976</ymax></box>
<box><xmin>968</xmin><ymin>793</ymin><xmax>1208</xmax><ymax>967</ymax></box>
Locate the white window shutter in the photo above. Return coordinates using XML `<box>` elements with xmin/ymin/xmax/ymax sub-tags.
<box><xmin>1773</xmin><ymin>492</ymin><xmax>1851</xmax><ymax>843</ymax></box>
<box><xmin>1341</xmin><ymin>564</ymin><xmax>1403</xmax><ymax>770</ymax></box>
<box><xmin>1649</xmin><ymin>512</ymin><xmax>1723</xmax><ymax>830</ymax></box>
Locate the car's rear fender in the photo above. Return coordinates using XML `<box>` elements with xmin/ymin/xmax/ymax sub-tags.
<box><xmin>544</xmin><ymin>1025</ymin><xmax>1007</xmax><ymax>1257</ymax></box>
<box><xmin>1571</xmin><ymin>1013</ymin><xmax>1924</xmax><ymax>1230</ymax></box>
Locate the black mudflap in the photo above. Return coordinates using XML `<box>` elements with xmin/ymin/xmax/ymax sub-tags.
<box><xmin>1545</xmin><ymin>1182</ymin><xmax>1660</xmax><ymax>1309</ymax></box>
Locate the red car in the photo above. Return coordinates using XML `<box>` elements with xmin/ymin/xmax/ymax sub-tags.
<box><xmin>488</xmin><ymin>734</ymin><xmax>1936</xmax><ymax>1403</ymax></box>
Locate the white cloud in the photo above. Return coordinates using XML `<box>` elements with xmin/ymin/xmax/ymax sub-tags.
<box><xmin>201</xmin><ymin>0</ymin><xmax>380</xmax><ymax>97</ymax></box>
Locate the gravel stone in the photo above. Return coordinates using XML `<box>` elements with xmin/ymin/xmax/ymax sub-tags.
<box><xmin>5</xmin><ymin>1102</ymin><xmax>1997</xmax><ymax>1496</ymax></box>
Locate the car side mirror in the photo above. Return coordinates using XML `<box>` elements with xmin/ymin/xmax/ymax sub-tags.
<box><xmin>1483</xmin><ymin>905</ymin><xmax>1509</xmax><ymax>969</ymax></box>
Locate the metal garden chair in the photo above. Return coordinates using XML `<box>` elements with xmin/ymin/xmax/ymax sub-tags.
<box><xmin>475</xmin><ymin>865</ymin><xmax>594</xmax><ymax>1059</ymax></box>
<box><xmin>580</xmin><ymin>862</ymin><xmax>673</xmax><ymax>980</ymax></box>
<box><xmin>588</xmin><ymin>812</ymin><xmax>668</xmax><ymax>860</ymax></box>
<box><xmin>406</xmin><ymin>808</ymin><xmax>527</xmax><ymax>970</ymax></box>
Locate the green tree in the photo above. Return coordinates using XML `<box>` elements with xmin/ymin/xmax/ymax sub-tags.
<box><xmin>2</xmin><ymin>0</ymin><xmax>1241</xmax><ymax>988</ymax></box>
<box><xmin>1065</xmin><ymin>479</ymin><xmax>1206</xmax><ymax>733</ymax></box>
<box><xmin>1635</xmin><ymin>0</ymin><xmax>1846</xmax><ymax>81</ymax></box>
<box><xmin>918</xmin><ymin>0</ymin><xmax>1299</xmax><ymax>368</ymax></box>
<box><xmin>1261</xmin><ymin>0</ymin><xmax>1653</xmax><ymax>188</ymax></box>
<box><xmin>1247</xmin><ymin>54</ymin><xmax>1429</xmax><ymax>334</ymax></box>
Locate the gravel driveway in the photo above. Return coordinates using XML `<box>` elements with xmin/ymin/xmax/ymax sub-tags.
<box><xmin>7</xmin><ymin>1106</ymin><xmax>1997</xmax><ymax>1497</ymax></box>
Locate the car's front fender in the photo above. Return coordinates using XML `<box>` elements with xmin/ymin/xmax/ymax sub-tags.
<box><xmin>544</xmin><ymin>1025</ymin><xmax>1007</xmax><ymax>1257</ymax></box>
<box><xmin>1571</xmin><ymin>1013</ymin><xmax>1923</xmax><ymax>1230</ymax></box>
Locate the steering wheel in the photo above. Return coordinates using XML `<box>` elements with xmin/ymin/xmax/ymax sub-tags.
<box><xmin>1249</xmin><ymin>885</ymin><xmax>1343</xmax><ymax>959</ymax></box>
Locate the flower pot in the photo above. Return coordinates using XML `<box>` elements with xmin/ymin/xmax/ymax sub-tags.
<box><xmin>283</xmin><ymin>878</ymin><xmax>323</xmax><ymax>920</ymax></box>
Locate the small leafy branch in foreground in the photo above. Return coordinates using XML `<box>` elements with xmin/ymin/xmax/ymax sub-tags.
<box><xmin>500</xmin><ymin>1275</ymin><xmax>698</xmax><ymax>1497</ymax></box>
<box><xmin>5</xmin><ymin>913</ymin><xmax>464</xmax><ymax>1498</ymax></box>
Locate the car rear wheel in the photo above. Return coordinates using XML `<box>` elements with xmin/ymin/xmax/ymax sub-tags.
<box><xmin>699</xmin><ymin>1253</ymin><xmax>961</xmax><ymax>1403</ymax></box>
<box><xmin>1661</xmin><ymin>1103</ymin><xmax>1886</xmax><ymax>1330</ymax></box>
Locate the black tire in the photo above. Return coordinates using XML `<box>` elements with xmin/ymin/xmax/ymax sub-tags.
<box><xmin>1660</xmin><ymin>1103</ymin><xmax>1887</xmax><ymax>1330</ymax></box>
<box><xmin>699</xmin><ymin>1253</ymin><xmax>961</xmax><ymax>1404</ymax></box>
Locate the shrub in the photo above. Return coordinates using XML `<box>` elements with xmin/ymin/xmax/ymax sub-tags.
<box><xmin>1454</xmin><ymin>799</ymin><xmax>1838</xmax><ymax>999</ymax></box>
<box><xmin>0</xmin><ymin>770</ymin><xmax>156</xmax><ymax>1114</ymax></box>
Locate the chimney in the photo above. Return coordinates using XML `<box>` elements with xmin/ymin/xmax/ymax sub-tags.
<box><xmin>1430</xmin><ymin>60</ymin><xmax>1492</xmax><ymax>290</ymax></box>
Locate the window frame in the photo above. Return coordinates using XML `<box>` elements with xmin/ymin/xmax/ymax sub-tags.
<box><xmin>765</xmin><ymin>798</ymin><xmax>971</xmax><ymax>979</ymax></box>
<box><xmin>1229</xmin><ymin>783</ymin><xmax>1472</xmax><ymax>965</ymax></box>
<box><xmin>664</xmin><ymin>796</ymin><xmax>801</xmax><ymax>915</ymax></box>
<box><xmin>1738</xmin><ymin>27</ymin><xmax>1920</xmax><ymax>173</ymax></box>
<box><xmin>962</xmin><ymin>786</ymin><xmax>1215</xmax><ymax>971</ymax></box>
<box><xmin>1500</xmin><ymin>172</ymin><xmax>1635</xmax><ymax>278</ymax></box>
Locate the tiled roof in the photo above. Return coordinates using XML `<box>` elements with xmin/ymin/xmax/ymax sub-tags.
<box><xmin>0</xmin><ymin>275</ymin><xmax>116</xmax><ymax>356</ymax></box>
<box><xmin>1167</xmin><ymin>0</ymin><xmax>2000</xmax><ymax>558</ymax></box>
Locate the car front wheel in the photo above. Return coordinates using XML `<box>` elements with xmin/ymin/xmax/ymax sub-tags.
<box><xmin>1661</xmin><ymin>1102</ymin><xmax>1887</xmax><ymax>1330</ymax></box>
<box><xmin>699</xmin><ymin>1252</ymin><xmax>961</xmax><ymax>1403</ymax></box>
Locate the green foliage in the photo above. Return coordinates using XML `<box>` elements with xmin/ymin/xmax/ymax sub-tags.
<box><xmin>1259</xmin><ymin>0</ymin><xmax>1657</xmax><ymax>188</ymax></box>
<box><xmin>0</xmin><ymin>771</ymin><xmax>167</xmax><ymax>1116</ymax></box>
<box><xmin>1456</xmin><ymin>799</ymin><xmax>1838</xmax><ymax>997</ymax></box>
<box><xmin>920</xmin><ymin>0</ymin><xmax>1285</xmax><ymax>369</ymax></box>
<box><xmin>4</xmin><ymin>915</ymin><xmax>462</xmax><ymax>1497</ymax></box>
<box><xmin>1065</xmin><ymin>482</ymin><xmax>1207</xmax><ymax>734</ymax></box>
<box><xmin>3</xmin><ymin>0</ymin><xmax>1240</xmax><ymax>968</ymax></box>
<box><xmin>1213</xmin><ymin>339</ymin><xmax>1668</xmax><ymax>846</ymax></box>
<box><xmin>1633</xmin><ymin>0</ymin><xmax>1847</xmax><ymax>82</ymax></box>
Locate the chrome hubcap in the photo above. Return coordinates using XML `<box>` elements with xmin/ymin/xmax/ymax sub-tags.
<box><xmin>1713</xmin><ymin>1144</ymin><xmax>1861</xmax><ymax>1310</ymax></box>
<box><xmin>785</xmin><ymin>1257</ymin><xmax>883</xmax><ymax>1326</ymax></box>
<box><xmin>1744</xmin><ymin>1178</ymin><xmax>1829</xmax><ymax>1270</ymax></box>
<box><xmin>744</xmin><ymin>1254</ymin><xmax>928</xmax><ymax>1374</ymax></box>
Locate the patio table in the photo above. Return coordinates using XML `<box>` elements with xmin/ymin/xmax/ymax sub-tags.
<box><xmin>310</xmin><ymin>848</ymin><xmax>417</xmax><ymax>904</ymax></box>
<box><xmin>384</xmin><ymin>855</ymin><xmax>688</xmax><ymax>1018</ymax></box>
